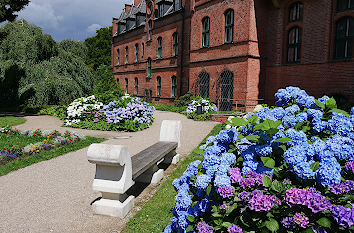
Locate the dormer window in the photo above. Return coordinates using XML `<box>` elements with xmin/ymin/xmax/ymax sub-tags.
<box><xmin>158</xmin><ymin>4</ymin><xmax>164</xmax><ymax>18</ymax></box>
<box><xmin>288</xmin><ymin>2</ymin><xmax>303</xmax><ymax>23</ymax></box>
<box><xmin>174</xmin><ymin>0</ymin><xmax>181</xmax><ymax>11</ymax></box>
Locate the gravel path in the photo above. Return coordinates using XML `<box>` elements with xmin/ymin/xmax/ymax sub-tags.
<box><xmin>0</xmin><ymin>111</ymin><xmax>217</xmax><ymax>232</ymax></box>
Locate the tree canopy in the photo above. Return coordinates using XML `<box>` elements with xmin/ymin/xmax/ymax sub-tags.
<box><xmin>84</xmin><ymin>26</ymin><xmax>112</xmax><ymax>70</ymax></box>
<box><xmin>0</xmin><ymin>0</ymin><xmax>30</xmax><ymax>23</ymax></box>
<box><xmin>0</xmin><ymin>20</ymin><xmax>95</xmax><ymax>106</ymax></box>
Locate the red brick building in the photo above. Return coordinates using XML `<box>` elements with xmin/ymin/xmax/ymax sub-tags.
<box><xmin>112</xmin><ymin>0</ymin><xmax>354</xmax><ymax>110</ymax></box>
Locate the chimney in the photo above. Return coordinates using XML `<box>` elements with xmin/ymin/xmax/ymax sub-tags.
<box><xmin>112</xmin><ymin>18</ymin><xmax>118</xmax><ymax>36</ymax></box>
<box><xmin>125</xmin><ymin>4</ymin><xmax>132</xmax><ymax>12</ymax></box>
<box><xmin>134</xmin><ymin>0</ymin><xmax>142</xmax><ymax>6</ymax></box>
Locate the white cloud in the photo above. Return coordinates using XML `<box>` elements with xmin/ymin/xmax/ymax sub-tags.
<box><xmin>86</xmin><ymin>23</ymin><xmax>102</xmax><ymax>33</ymax></box>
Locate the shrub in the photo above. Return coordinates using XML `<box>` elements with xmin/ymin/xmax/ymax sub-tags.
<box><xmin>186</xmin><ymin>97</ymin><xmax>217</xmax><ymax>121</ymax></box>
<box><xmin>175</xmin><ymin>91</ymin><xmax>196</xmax><ymax>107</ymax></box>
<box><xmin>164</xmin><ymin>87</ymin><xmax>354</xmax><ymax>233</ymax></box>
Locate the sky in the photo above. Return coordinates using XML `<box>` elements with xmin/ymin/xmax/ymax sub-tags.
<box><xmin>16</xmin><ymin>0</ymin><xmax>130</xmax><ymax>41</ymax></box>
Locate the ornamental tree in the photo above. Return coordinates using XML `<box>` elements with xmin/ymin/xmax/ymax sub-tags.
<box><xmin>0</xmin><ymin>0</ymin><xmax>29</xmax><ymax>23</ymax></box>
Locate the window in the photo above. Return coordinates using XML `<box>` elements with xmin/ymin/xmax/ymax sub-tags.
<box><xmin>158</xmin><ymin>4</ymin><xmax>164</xmax><ymax>18</ymax></box>
<box><xmin>148</xmin><ymin>20</ymin><xmax>153</xmax><ymax>41</ymax></box>
<box><xmin>173</xmin><ymin>33</ymin><xmax>178</xmax><ymax>56</ymax></box>
<box><xmin>199</xmin><ymin>72</ymin><xmax>210</xmax><ymax>98</ymax></box>
<box><xmin>125</xmin><ymin>78</ymin><xmax>128</xmax><ymax>94</ymax></box>
<box><xmin>142</xmin><ymin>43</ymin><xmax>145</xmax><ymax>57</ymax></box>
<box><xmin>287</xmin><ymin>27</ymin><xmax>302</xmax><ymax>63</ymax></box>
<box><xmin>157</xmin><ymin>76</ymin><xmax>161</xmax><ymax>97</ymax></box>
<box><xmin>174</xmin><ymin>0</ymin><xmax>181</xmax><ymax>11</ymax></box>
<box><xmin>335</xmin><ymin>17</ymin><xmax>354</xmax><ymax>59</ymax></box>
<box><xmin>202</xmin><ymin>17</ymin><xmax>210</xmax><ymax>47</ymax></box>
<box><xmin>135</xmin><ymin>44</ymin><xmax>139</xmax><ymax>63</ymax></box>
<box><xmin>224</xmin><ymin>9</ymin><xmax>234</xmax><ymax>43</ymax></box>
<box><xmin>337</xmin><ymin>0</ymin><xmax>354</xmax><ymax>12</ymax></box>
<box><xmin>171</xmin><ymin>76</ymin><xmax>177</xmax><ymax>97</ymax></box>
<box><xmin>135</xmin><ymin>78</ymin><xmax>139</xmax><ymax>95</ymax></box>
<box><xmin>117</xmin><ymin>49</ymin><xmax>120</xmax><ymax>65</ymax></box>
<box><xmin>158</xmin><ymin>37</ymin><xmax>163</xmax><ymax>58</ymax></box>
<box><xmin>148</xmin><ymin>58</ymin><xmax>152</xmax><ymax>78</ymax></box>
<box><xmin>289</xmin><ymin>2</ymin><xmax>303</xmax><ymax>23</ymax></box>
<box><xmin>125</xmin><ymin>46</ymin><xmax>129</xmax><ymax>64</ymax></box>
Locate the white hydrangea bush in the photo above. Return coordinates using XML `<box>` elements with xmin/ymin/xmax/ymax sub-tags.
<box><xmin>186</xmin><ymin>98</ymin><xmax>217</xmax><ymax>115</ymax></box>
<box><xmin>65</xmin><ymin>95</ymin><xmax>104</xmax><ymax>126</ymax></box>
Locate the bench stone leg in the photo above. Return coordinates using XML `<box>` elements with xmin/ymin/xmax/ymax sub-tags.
<box><xmin>161</xmin><ymin>150</ymin><xmax>180</xmax><ymax>165</ymax></box>
<box><xmin>92</xmin><ymin>192</ymin><xmax>135</xmax><ymax>218</ymax></box>
<box><xmin>135</xmin><ymin>164</ymin><xmax>164</xmax><ymax>184</ymax></box>
<box><xmin>172</xmin><ymin>154</ymin><xmax>180</xmax><ymax>164</ymax></box>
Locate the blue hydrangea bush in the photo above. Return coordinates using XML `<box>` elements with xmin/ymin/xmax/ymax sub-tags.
<box><xmin>164</xmin><ymin>87</ymin><xmax>354</xmax><ymax>233</ymax></box>
<box><xmin>65</xmin><ymin>95</ymin><xmax>155</xmax><ymax>132</ymax></box>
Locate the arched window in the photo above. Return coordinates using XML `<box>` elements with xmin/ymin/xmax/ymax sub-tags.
<box><xmin>172</xmin><ymin>33</ymin><xmax>178</xmax><ymax>56</ymax></box>
<box><xmin>135</xmin><ymin>44</ymin><xmax>139</xmax><ymax>63</ymax></box>
<box><xmin>125</xmin><ymin>46</ymin><xmax>129</xmax><ymax>64</ymax></box>
<box><xmin>157</xmin><ymin>76</ymin><xmax>161</xmax><ymax>97</ymax></box>
<box><xmin>135</xmin><ymin>78</ymin><xmax>139</xmax><ymax>95</ymax></box>
<box><xmin>125</xmin><ymin>78</ymin><xmax>129</xmax><ymax>94</ymax></box>
<box><xmin>199</xmin><ymin>72</ymin><xmax>210</xmax><ymax>98</ymax></box>
<box><xmin>117</xmin><ymin>49</ymin><xmax>120</xmax><ymax>65</ymax></box>
<box><xmin>288</xmin><ymin>2</ymin><xmax>303</xmax><ymax>23</ymax></box>
<box><xmin>202</xmin><ymin>17</ymin><xmax>210</xmax><ymax>48</ymax></box>
<box><xmin>224</xmin><ymin>9</ymin><xmax>234</xmax><ymax>43</ymax></box>
<box><xmin>157</xmin><ymin>37</ymin><xmax>163</xmax><ymax>58</ymax></box>
<box><xmin>287</xmin><ymin>27</ymin><xmax>302</xmax><ymax>63</ymax></box>
<box><xmin>171</xmin><ymin>76</ymin><xmax>177</xmax><ymax>97</ymax></box>
<box><xmin>335</xmin><ymin>17</ymin><xmax>354</xmax><ymax>59</ymax></box>
<box><xmin>147</xmin><ymin>58</ymin><xmax>152</xmax><ymax>78</ymax></box>
<box><xmin>148</xmin><ymin>20</ymin><xmax>153</xmax><ymax>41</ymax></box>
<box><xmin>337</xmin><ymin>0</ymin><xmax>354</xmax><ymax>12</ymax></box>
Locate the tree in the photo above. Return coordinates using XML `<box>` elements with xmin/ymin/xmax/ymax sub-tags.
<box><xmin>84</xmin><ymin>26</ymin><xmax>112</xmax><ymax>70</ymax></box>
<box><xmin>0</xmin><ymin>0</ymin><xmax>30</xmax><ymax>23</ymax></box>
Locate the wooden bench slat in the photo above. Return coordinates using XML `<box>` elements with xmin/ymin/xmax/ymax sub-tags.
<box><xmin>131</xmin><ymin>141</ymin><xmax>178</xmax><ymax>180</ymax></box>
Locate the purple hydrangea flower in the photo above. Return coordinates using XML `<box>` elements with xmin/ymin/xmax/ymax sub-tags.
<box><xmin>346</xmin><ymin>160</ymin><xmax>354</xmax><ymax>173</ymax></box>
<box><xmin>331</xmin><ymin>205</ymin><xmax>354</xmax><ymax>228</ymax></box>
<box><xmin>218</xmin><ymin>186</ymin><xmax>234</xmax><ymax>199</ymax></box>
<box><xmin>329</xmin><ymin>180</ymin><xmax>354</xmax><ymax>194</ymax></box>
<box><xmin>227</xmin><ymin>225</ymin><xmax>243</xmax><ymax>233</ymax></box>
<box><xmin>281</xmin><ymin>217</ymin><xmax>296</xmax><ymax>229</ymax></box>
<box><xmin>219</xmin><ymin>203</ymin><xmax>231</xmax><ymax>210</ymax></box>
<box><xmin>292</xmin><ymin>212</ymin><xmax>310</xmax><ymax>228</ymax></box>
<box><xmin>197</xmin><ymin>221</ymin><xmax>214</xmax><ymax>233</ymax></box>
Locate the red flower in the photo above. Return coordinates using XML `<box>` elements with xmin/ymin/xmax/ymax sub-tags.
<box><xmin>7</xmin><ymin>149</ymin><xmax>10</xmax><ymax>152</ymax></box>
<box><xmin>8</xmin><ymin>144</ymin><xmax>12</xmax><ymax>147</ymax></box>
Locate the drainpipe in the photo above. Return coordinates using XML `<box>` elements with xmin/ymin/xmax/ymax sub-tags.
<box><xmin>179</xmin><ymin>6</ymin><xmax>185</xmax><ymax>97</ymax></box>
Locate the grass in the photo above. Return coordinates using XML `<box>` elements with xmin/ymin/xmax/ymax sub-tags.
<box><xmin>0</xmin><ymin>134</ymin><xmax>46</xmax><ymax>148</ymax></box>
<box><xmin>0</xmin><ymin>136</ymin><xmax>105</xmax><ymax>176</ymax></box>
<box><xmin>123</xmin><ymin>124</ymin><xmax>223</xmax><ymax>233</ymax></box>
<box><xmin>0</xmin><ymin>115</ymin><xmax>26</xmax><ymax>127</ymax></box>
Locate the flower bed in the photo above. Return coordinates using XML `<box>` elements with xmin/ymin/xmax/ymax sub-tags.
<box><xmin>164</xmin><ymin>87</ymin><xmax>354</xmax><ymax>233</ymax></box>
<box><xmin>185</xmin><ymin>98</ymin><xmax>218</xmax><ymax>121</ymax></box>
<box><xmin>64</xmin><ymin>95</ymin><xmax>155</xmax><ymax>132</ymax></box>
<box><xmin>0</xmin><ymin>126</ymin><xmax>86</xmax><ymax>165</ymax></box>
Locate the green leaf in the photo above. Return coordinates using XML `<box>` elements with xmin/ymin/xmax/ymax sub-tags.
<box><xmin>222</xmin><ymin>222</ymin><xmax>233</xmax><ymax>228</ymax></box>
<box><xmin>194</xmin><ymin>149</ymin><xmax>204</xmax><ymax>155</ymax></box>
<box><xmin>329</xmin><ymin>108</ymin><xmax>350</xmax><ymax>117</ymax></box>
<box><xmin>245</xmin><ymin>135</ymin><xmax>260</xmax><ymax>143</ymax></box>
<box><xmin>265</xmin><ymin>218</ymin><xmax>279</xmax><ymax>232</ymax></box>
<box><xmin>226</xmin><ymin>203</ymin><xmax>238</xmax><ymax>215</ymax></box>
<box><xmin>266</xmin><ymin>128</ymin><xmax>279</xmax><ymax>136</ymax></box>
<box><xmin>260</xmin><ymin>157</ymin><xmax>275</xmax><ymax>169</ymax></box>
<box><xmin>262</xmin><ymin>175</ymin><xmax>272</xmax><ymax>188</ymax></box>
<box><xmin>326</xmin><ymin>97</ymin><xmax>337</xmax><ymax>109</ymax></box>
<box><xmin>212</xmin><ymin>205</ymin><xmax>218</xmax><ymax>213</ymax></box>
<box><xmin>188</xmin><ymin>215</ymin><xmax>195</xmax><ymax>223</ymax></box>
<box><xmin>230</xmin><ymin>117</ymin><xmax>248</xmax><ymax>127</ymax></box>
<box><xmin>316</xmin><ymin>217</ymin><xmax>331</xmax><ymax>228</ymax></box>
<box><xmin>212</xmin><ymin>212</ymin><xmax>222</xmax><ymax>218</ymax></box>
<box><xmin>315</xmin><ymin>99</ymin><xmax>325</xmax><ymax>110</ymax></box>
<box><xmin>301</xmin><ymin>228</ymin><xmax>315</xmax><ymax>233</ymax></box>
<box><xmin>310</xmin><ymin>161</ymin><xmax>320</xmax><ymax>172</ymax></box>
<box><xmin>186</xmin><ymin>225</ymin><xmax>194</xmax><ymax>232</ymax></box>
<box><xmin>271</xmin><ymin>180</ymin><xmax>284</xmax><ymax>193</ymax></box>
<box><xmin>294</xmin><ymin>121</ymin><xmax>307</xmax><ymax>130</ymax></box>
<box><xmin>274</xmin><ymin>138</ymin><xmax>292</xmax><ymax>143</ymax></box>
<box><xmin>248</xmin><ymin>115</ymin><xmax>259</xmax><ymax>125</ymax></box>
<box><xmin>206</xmin><ymin>184</ymin><xmax>212</xmax><ymax>195</ymax></box>
<box><xmin>238</xmin><ymin>134</ymin><xmax>245</xmax><ymax>139</ymax></box>
<box><xmin>279</xmin><ymin>145</ymin><xmax>287</xmax><ymax>151</ymax></box>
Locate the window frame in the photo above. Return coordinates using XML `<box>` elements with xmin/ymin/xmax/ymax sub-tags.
<box><xmin>334</xmin><ymin>17</ymin><xmax>354</xmax><ymax>59</ymax></box>
<box><xmin>171</xmin><ymin>76</ymin><xmax>177</xmax><ymax>98</ymax></box>
<box><xmin>202</xmin><ymin>17</ymin><xmax>210</xmax><ymax>48</ymax></box>
<box><xmin>172</xmin><ymin>33</ymin><xmax>178</xmax><ymax>56</ymax></box>
<box><xmin>125</xmin><ymin>78</ymin><xmax>129</xmax><ymax>94</ymax></box>
<box><xmin>117</xmin><ymin>49</ymin><xmax>120</xmax><ymax>66</ymax></box>
<box><xmin>224</xmin><ymin>9</ymin><xmax>234</xmax><ymax>44</ymax></box>
<box><xmin>125</xmin><ymin>46</ymin><xmax>129</xmax><ymax>64</ymax></box>
<box><xmin>157</xmin><ymin>76</ymin><xmax>161</xmax><ymax>97</ymax></box>
<box><xmin>158</xmin><ymin>37</ymin><xmax>163</xmax><ymax>58</ymax></box>
<box><xmin>288</xmin><ymin>2</ymin><xmax>303</xmax><ymax>23</ymax></box>
<box><xmin>148</xmin><ymin>20</ymin><xmax>153</xmax><ymax>41</ymax></box>
<box><xmin>337</xmin><ymin>0</ymin><xmax>354</xmax><ymax>12</ymax></box>
<box><xmin>135</xmin><ymin>44</ymin><xmax>139</xmax><ymax>63</ymax></box>
<box><xmin>142</xmin><ymin>43</ymin><xmax>145</xmax><ymax>57</ymax></box>
<box><xmin>199</xmin><ymin>72</ymin><xmax>210</xmax><ymax>98</ymax></box>
<box><xmin>287</xmin><ymin>27</ymin><xmax>302</xmax><ymax>64</ymax></box>
<box><xmin>147</xmin><ymin>58</ymin><xmax>152</xmax><ymax>78</ymax></box>
<box><xmin>135</xmin><ymin>78</ymin><xmax>139</xmax><ymax>95</ymax></box>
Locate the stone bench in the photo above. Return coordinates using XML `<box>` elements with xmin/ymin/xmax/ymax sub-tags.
<box><xmin>87</xmin><ymin>120</ymin><xmax>182</xmax><ymax>218</ymax></box>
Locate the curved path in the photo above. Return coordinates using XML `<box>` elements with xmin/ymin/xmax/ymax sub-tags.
<box><xmin>0</xmin><ymin>111</ymin><xmax>217</xmax><ymax>232</ymax></box>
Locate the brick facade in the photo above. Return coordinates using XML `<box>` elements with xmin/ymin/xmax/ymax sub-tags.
<box><xmin>112</xmin><ymin>0</ymin><xmax>354</xmax><ymax>109</ymax></box>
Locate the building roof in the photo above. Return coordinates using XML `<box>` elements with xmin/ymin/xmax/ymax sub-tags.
<box><xmin>156</xmin><ymin>0</ymin><xmax>173</xmax><ymax>4</ymax></box>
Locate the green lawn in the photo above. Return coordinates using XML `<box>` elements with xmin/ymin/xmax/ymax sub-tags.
<box><xmin>0</xmin><ymin>136</ymin><xmax>105</xmax><ymax>176</ymax></box>
<box><xmin>0</xmin><ymin>134</ymin><xmax>46</xmax><ymax>148</ymax></box>
<box><xmin>0</xmin><ymin>115</ymin><xmax>26</xmax><ymax>127</ymax></box>
<box><xmin>123</xmin><ymin>124</ymin><xmax>223</xmax><ymax>233</ymax></box>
